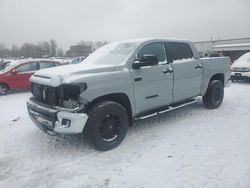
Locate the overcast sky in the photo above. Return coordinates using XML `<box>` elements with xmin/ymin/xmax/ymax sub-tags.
<box><xmin>0</xmin><ymin>0</ymin><xmax>250</xmax><ymax>49</ymax></box>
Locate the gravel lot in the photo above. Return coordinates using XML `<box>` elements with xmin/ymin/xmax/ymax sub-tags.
<box><xmin>0</xmin><ymin>82</ymin><xmax>250</xmax><ymax>188</ymax></box>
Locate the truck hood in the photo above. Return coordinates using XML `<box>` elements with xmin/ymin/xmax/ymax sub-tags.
<box><xmin>31</xmin><ymin>64</ymin><xmax>117</xmax><ymax>87</ymax></box>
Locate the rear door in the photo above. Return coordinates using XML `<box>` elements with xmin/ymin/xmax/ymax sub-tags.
<box><xmin>11</xmin><ymin>62</ymin><xmax>38</xmax><ymax>90</ymax></box>
<box><xmin>165</xmin><ymin>42</ymin><xmax>202</xmax><ymax>102</ymax></box>
<box><xmin>131</xmin><ymin>42</ymin><xmax>174</xmax><ymax>114</ymax></box>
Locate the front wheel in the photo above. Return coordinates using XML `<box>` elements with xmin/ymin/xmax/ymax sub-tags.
<box><xmin>84</xmin><ymin>101</ymin><xmax>129</xmax><ymax>151</ymax></box>
<box><xmin>203</xmin><ymin>80</ymin><xmax>224</xmax><ymax>109</ymax></box>
<box><xmin>0</xmin><ymin>84</ymin><xmax>9</xmax><ymax>96</ymax></box>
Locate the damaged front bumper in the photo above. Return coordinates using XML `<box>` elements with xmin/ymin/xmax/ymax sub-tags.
<box><xmin>27</xmin><ymin>99</ymin><xmax>88</xmax><ymax>135</ymax></box>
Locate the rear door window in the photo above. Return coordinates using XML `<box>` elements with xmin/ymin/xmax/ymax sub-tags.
<box><xmin>165</xmin><ymin>42</ymin><xmax>194</xmax><ymax>63</ymax></box>
<box><xmin>39</xmin><ymin>61</ymin><xmax>56</xmax><ymax>69</ymax></box>
<box><xmin>16</xmin><ymin>62</ymin><xmax>38</xmax><ymax>73</ymax></box>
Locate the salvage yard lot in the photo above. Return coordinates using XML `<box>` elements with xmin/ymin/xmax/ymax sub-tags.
<box><xmin>0</xmin><ymin>83</ymin><xmax>250</xmax><ymax>188</ymax></box>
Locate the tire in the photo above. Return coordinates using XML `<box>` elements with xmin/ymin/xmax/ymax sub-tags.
<box><xmin>0</xmin><ymin>84</ymin><xmax>9</xmax><ymax>96</ymax></box>
<box><xmin>203</xmin><ymin>80</ymin><xmax>224</xmax><ymax>109</ymax></box>
<box><xmin>231</xmin><ymin>76</ymin><xmax>237</xmax><ymax>82</ymax></box>
<box><xmin>84</xmin><ymin>101</ymin><xmax>129</xmax><ymax>151</ymax></box>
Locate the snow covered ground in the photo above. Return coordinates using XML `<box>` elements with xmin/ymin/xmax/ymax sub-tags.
<box><xmin>0</xmin><ymin>83</ymin><xmax>250</xmax><ymax>188</ymax></box>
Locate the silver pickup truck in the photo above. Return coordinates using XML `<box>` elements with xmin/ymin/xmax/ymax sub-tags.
<box><xmin>27</xmin><ymin>38</ymin><xmax>231</xmax><ymax>151</ymax></box>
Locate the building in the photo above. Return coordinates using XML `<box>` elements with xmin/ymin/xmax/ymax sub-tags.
<box><xmin>194</xmin><ymin>37</ymin><xmax>250</xmax><ymax>61</ymax></box>
<box><xmin>66</xmin><ymin>45</ymin><xmax>92</xmax><ymax>58</ymax></box>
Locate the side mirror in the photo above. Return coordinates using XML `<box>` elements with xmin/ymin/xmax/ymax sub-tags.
<box><xmin>132</xmin><ymin>54</ymin><xmax>158</xmax><ymax>69</ymax></box>
<box><xmin>11</xmin><ymin>69</ymin><xmax>17</xmax><ymax>74</ymax></box>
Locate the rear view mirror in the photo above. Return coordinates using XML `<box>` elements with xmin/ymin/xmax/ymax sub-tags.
<box><xmin>11</xmin><ymin>69</ymin><xmax>17</xmax><ymax>74</ymax></box>
<box><xmin>132</xmin><ymin>54</ymin><xmax>158</xmax><ymax>69</ymax></box>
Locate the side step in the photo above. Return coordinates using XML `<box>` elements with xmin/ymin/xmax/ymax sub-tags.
<box><xmin>134</xmin><ymin>99</ymin><xmax>198</xmax><ymax>120</ymax></box>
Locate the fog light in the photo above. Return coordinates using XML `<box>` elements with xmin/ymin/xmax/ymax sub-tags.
<box><xmin>61</xmin><ymin>119</ymin><xmax>71</xmax><ymax>128</ymax></box>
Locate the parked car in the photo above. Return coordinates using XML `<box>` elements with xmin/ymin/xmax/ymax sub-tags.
<box><xmin>27</xmin><ymin>38</ymin><xmax>231</xmax><ymax>151</ymax></box>
<box><xmin>71</xmin><ymin>56</ymin><xmax>88</xmax><ymax>64</ymax></box>
<box><xmin>49</xmin><ymin>57</ymin><xmax>72</xmax><ymax>65</ymax></box>
<box><xmin>231</xmin><ymin>52</ymin><xmax>250</xmax><ymax>81</ymax></box>
<box><xmin>0</xmin><ymin>59</ymin><xmax>16</xmax><ymax>71</ymax></box>
<box><xmin>0</xmin><ymin>60</ymin><xmax>8</xmax><ymax>71</ymax></box>
<box><xmin>0</xmin><ymin>59</ymin><xmax>59</xmax><ymax>95</ymax></box>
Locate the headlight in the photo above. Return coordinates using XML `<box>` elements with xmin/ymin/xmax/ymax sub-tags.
<box><xmin>58</xmin><ymin>83</ymin><xmax>87</xmax><ymax>109</ymax></box>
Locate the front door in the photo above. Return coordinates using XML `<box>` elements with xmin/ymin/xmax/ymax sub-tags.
<box><xmin>11</xmin><ymin>62</ymin><xmax>38</xmax><ymax>90</ymax></box>
<box><xmin>131</xmin><ymin>42</ymin><xmax>174</xmax><ymax>114</ymax></box>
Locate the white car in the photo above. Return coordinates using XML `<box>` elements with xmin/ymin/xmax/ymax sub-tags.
<box><xmin>231</xmin><ymin>52</ymin><xmax>250</xmax><ymax>81</ymax></box>
<box><xmin>49</xmin><ymin>57</ymin><xmax>72</xmax><ymax>65</ymax></box>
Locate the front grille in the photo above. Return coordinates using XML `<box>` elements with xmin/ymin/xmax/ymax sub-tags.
<box><xmin>31</xmin><ymin>83</ymin><xmax>59</xmax><ymax>106</ymax></box>
<box><xmin>32</xmin><ymin>83</ymin><xmax>42</xmax><ymax>100</ymax></box>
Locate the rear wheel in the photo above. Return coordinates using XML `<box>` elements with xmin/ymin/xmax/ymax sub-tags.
<box><xmin>84</xmin><ymin>101</ymin><xmax>129</xmax><ymax>151</ymax></box>
<box><xmin>203</xmin><ymin>80</ymin><xmax>224</xmax><ymax>109</ymax></box>
<box><xmin>0</xmin><ymin>84</ymin><xmax>9</xmax><ymax>96</ymax></box>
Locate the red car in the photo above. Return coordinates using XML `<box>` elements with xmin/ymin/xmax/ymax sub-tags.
<box><xmin>0</xmin><ymin>59</ymin><xmax>60</xmax><ymax>95</ymax></box>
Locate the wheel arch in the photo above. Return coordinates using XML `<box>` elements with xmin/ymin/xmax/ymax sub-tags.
<box><xmin>202</xmin><ymin>73</ymin><xmax>225</xmax><ymax>96</ymax></box>
<box><xmin>0</xmin><ymin>82</ymin><xmax>10</xmax><ymax>95</ymax></box>
<box><xmin>209</xmin><ymin>73</ymin><xmax>225</xmax><ymax>86</ymax></box>
<box><xmin>86</xmin><ymin>93</ymin><xmax>133</xmax><ymax>124</ymax></box>
<box><xmin>0</xmin><ymin>82</ymin><xmax>10</xmax><ymax>89</ymax></box>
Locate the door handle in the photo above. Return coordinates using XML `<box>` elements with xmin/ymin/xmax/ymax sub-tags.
<box><xmin>195</xmin><ymin>64</ymin><xmax>203</xmax><ymax>69</ymax></box>
<box><xmin>134</xmin><ymin>77</ymin><xmax>142</xmax><ymax>82</ymax></box>
<box><xmin>163</xmin><ymin>69</ymin><xmax>173</xmax><ymax>74</ymax></box>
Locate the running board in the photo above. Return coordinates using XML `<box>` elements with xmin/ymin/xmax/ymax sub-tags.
<box><xmin>134</xmin><ymin>99</ymin><xmax>198</xmax><ymax>120</ymax></box>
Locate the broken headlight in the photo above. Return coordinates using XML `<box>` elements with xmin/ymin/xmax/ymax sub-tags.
<box><xmin>58</xmin><ymin>83</ymin><xmax>87</xmax><ymax>110</ymax></box>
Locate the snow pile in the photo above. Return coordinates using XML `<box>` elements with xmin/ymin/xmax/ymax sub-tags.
<box><xmin>0</xmin><ymin>92</ymin><xmax>30</xmax><ymax>123</ymax></box>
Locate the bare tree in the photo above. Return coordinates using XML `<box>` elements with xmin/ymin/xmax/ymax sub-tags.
<box><xmin>10</xmin><ymin>45</ymin><xmax>20</xmax><ymax>57</ymax></box>
<box><xmin>57</xmin><ymin>48</ymin><xmax>64</xmax><ymax>57</ymax></box>
<box><xmin>77</xmin><ymin>40</ymin><xmax>109</xmax><ymax>51</ymax></box>
<box><xmin>0</xmin><ymin>42</ymin><xmax>7</xmax><ymax>58</ymax></box>
<box><xmin>20</xmin><ymin>43</ymin><xmax>36</xmax><ymax>58</ymax></box>
<box><xmin>41</xmin><ymin>41</ymin><xmax>50</xmax><ymax>57</ymax></box>
<box><xmin>34</xmin><ymin>43</ymin><xmax>42</xmax><ymax>58</ymax></box>
<box><xmin>92</xmin><ymin>41</ymin><xmax>109</xmax><ymax>51</ymax></box>
<box><xmin>0</xmin><ymin>39</ymin><xmax>108</xmax><ymax>58</ymax></box>
<box><xmin>50</xmin><ymin>39</ymin><xmax>57</xmax><ymax>57</ymax></box>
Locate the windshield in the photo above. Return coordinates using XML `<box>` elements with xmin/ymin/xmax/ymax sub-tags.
<box><xmin>0</xmin><ymin>60</ymin><xmax>18</xmax><ymax>72</ymax></box>
<box><xmin>82</xmin><ymin>41</ymin><xmax>139</xmax><ymax>66</ymax></box>
<box><xmin>71</xmin><ymin>58</ymin><xmax>80</xmax><ymax>64</ymax></box>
